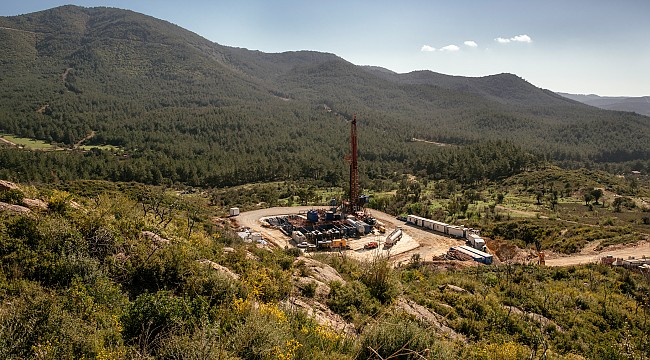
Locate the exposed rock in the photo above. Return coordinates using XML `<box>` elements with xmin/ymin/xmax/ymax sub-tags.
<box><xmin>0</xmin><ymin>180</ymin><xmax>19</xmax><ymax>191</ymax></box>
<box><xmin>396</xmin><ymin>298</ymin><xmax>465</xmax><ymax>342</ymax></box>
<box><xmin>0</xmin><ymin>202</ymin><xmax>31</xmax><ymax>215</ymax></box>
<box><xmin>294</xmin><ymin>256</ymin><xmax>346</xmax><ymax>285</ymax></box>
<box><xmin>283</xmin><ymin>297</ymin><xmax>356</xmax><ymax>336</ymax></box>
<box><xmin>70</xmin><ymin>200</ymin><xmax>82</xmax><ymax>210</ymax></box>
<box><xmin>197</xmin><ymin>259</ymin><xmax>240</xmax><ymax>280</ymax></box>
<box><xmin>22</xmin><ymin>198</ymin><xmax>48</xmax><ymax>210</ymax></box>
<box><xmin>438</xmin><ymin>284</ymin><xmax>469</xmax><ymax>294</ymax></box>
<box><xmin>141</xmin><ymin>231</ymin><xmax>170</xmax><ymax>246</ymax></box>
<box><xmin>223</xmin><ymin>247</ymin><xmax>235</xmax><ymax>253</ymax></box>
<box><xmin>294</xmin><ymin>276</ymin><xmax>331</xmax><ymax>298</ymax></box>
<box><xmin>505</xmin><ymin>306</ymin><xmax>564</xmax><ymax>332</ymax></box>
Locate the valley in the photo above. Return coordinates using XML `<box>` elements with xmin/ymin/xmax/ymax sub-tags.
<box><xmin>0</xmin><ymin>4</ymin><xmax>648</xmax><ymax>360</ymax></box>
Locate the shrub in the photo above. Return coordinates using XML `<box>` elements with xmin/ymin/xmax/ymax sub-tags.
<box><xmin>121</xmin><ymin>291</ymin><xmax>207</xmax><ymax>353</ymax></box>
<box><xmin>0</xmin><ymin>188</ymin><xmax>24</xmax><ymax>205</ymax></box>
<box><xmin>358</xmin><ymin>313</ymin><xmax>436</xmax><ymax>359</ymax></box>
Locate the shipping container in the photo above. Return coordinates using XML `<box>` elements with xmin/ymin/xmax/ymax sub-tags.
<box><xmin>456</xmin><ymin>245</ymin><xmax>493</xmax><ymax>264</ymax></box>
<box><xmin>229</xmin><ymin>207</ymin><xmax>240</xmax><ymax>216</ymax></box>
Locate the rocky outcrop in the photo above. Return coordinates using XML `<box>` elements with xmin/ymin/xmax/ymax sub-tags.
<box><xmin>0</xmin><ymin>201</ymin><xmax>31</xmax><ymax>215</ymax></box>
<box><xmin>504</xmin><ymin>306</ymin><xmax>563</xmax><ymax>332</ymax></box>
<box><xmin>294</xmin><ymin>256</ymin><xmax>345</xmax><ymax>285</ymax></box>
<box><xmin>22</xmin><ymin>198</ymin><xmax>48</xmax><ymax>210</ymax></box>
<box><xmin>438</xmin><ymin>284</ymin><xmax>469</xmax><ymax>294</ymax></box>
<box><xmin>141</xmin><ymin>231</ymin><xmax>170</xmax><ymax>246</ymax></box>
<box><xmin>396</xmin><ymin>298</ymin><xmax>465</xmax><ymax>342</ymax></box>
<box><xmin>283</xmin><ymin>297</ymin><xmax>356</xmax><ymax>336</ymax></box>
<box><xmin>0</xmin><ymin>180</ymin><xmax>19</xmax><ymax>191</ymax></box>
<box><xmin>197</xmin><ymin>259</ymin><xmax>240</xmax><ymax>280</ymax></box>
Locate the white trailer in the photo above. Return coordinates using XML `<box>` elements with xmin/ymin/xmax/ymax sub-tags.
<box><xmin>447</xmin><ymin>225</ymin><xmax>465</xmax><ymax>238</ymax></box>
<box><xmin>432</xmin><ymin>220</ymin><xmax>447</xmax><ymax>233</ymax></box>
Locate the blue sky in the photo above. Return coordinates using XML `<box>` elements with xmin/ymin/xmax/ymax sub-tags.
<box><xmin>2</xmin><ymin>0</ymin><xmax>648</xmax><ymax>96</ymax></box>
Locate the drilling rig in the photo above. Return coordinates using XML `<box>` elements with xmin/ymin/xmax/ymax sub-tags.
<box><xmin>348</xmin><ymin>115</ymin><xmax>359</xmax><ymax>213</ymax></box>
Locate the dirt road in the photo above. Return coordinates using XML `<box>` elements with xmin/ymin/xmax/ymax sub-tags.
<box><xmin>235</xmin><ymin>206</ymin><xmax>650</xmax><ymax>267</ymax></box>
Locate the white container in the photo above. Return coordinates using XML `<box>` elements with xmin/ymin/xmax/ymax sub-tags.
<box><xmin>229</xmin><ymin>207</ymin><xmax>240</xmax><ymax>216</ymax></box>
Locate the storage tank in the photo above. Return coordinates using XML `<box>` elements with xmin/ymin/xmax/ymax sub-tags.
<box><xmin>307</xmin><ymin>210</ymin><xmax>319</xmax><ymax>222</ymax></box>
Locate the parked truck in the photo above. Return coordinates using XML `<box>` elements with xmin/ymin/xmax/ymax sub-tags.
<box><xmin>466</xmin><ymin>233</ymin><xmax>487</xmax><ymax>252</ymax></box>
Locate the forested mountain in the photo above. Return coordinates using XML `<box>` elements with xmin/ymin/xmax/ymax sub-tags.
<box><xmin>0</xmin><ymin>5</ymin><xmax>648</xmax><ymax>187</ymax></box>
<box><xmin>557</xmin><ymin>92</ymin><xmax>650</xmax><ymax>116</ymax></box>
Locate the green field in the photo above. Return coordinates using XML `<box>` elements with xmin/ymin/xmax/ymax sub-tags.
<box><xmin>1</xmin><ymin>134</ymin><xmax>57</xmax><ymax>150</ymax></box>
<box><xmin>78</xmin><ymin>144</ymin><xmax>121</xmax><ymax>151</ymax></box>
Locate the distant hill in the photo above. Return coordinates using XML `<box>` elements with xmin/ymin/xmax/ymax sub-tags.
<box><xmin>558</xmin><ymin>92</ymin><xmax>650</xmax><ymax>116</ymax></box>
<box><xmin>0</xmin><ymin>6</ymin><xmax>648</xmax><ymax>186</ymax></box>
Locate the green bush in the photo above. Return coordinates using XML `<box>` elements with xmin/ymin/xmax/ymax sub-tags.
<box><xmin>358</xmin><ymin>313</ymin><xmax>437</xmax><ymax>359</ymax></box>
<box><xmin>0</xmin><ymin>188</ymin><xmax>24</xmax><ymax>205</ymax></box>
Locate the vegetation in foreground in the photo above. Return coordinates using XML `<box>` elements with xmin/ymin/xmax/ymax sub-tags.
<box><xmin>0</xmin><ymin>181</ymin><xmax>649</xmax><ymax>359</ymax></box>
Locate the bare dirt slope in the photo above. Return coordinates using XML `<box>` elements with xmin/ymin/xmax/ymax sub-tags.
<box><xmin>545</xmin><ymin>240</ymin><xmax>650</xmax><ymax>266</ymax></box>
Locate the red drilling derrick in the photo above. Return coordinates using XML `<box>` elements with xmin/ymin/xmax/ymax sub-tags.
<box><xmin>348</xmin><ymin>115</ymin><xmax>359</xmax><ymax>213</ymax></box>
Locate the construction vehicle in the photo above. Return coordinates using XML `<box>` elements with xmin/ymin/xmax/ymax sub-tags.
<box><xmin>364</xmin><ymin>241</ymin><xmax>378</xmax><ymax>250</ymax></box>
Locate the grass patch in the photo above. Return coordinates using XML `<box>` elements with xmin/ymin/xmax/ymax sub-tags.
<box><xmin>1</xmin><ymin>134</ymin><xmax>57</xmax><ymax>150</ymax></box>
<box><xmin>79</xmin><ymin>144</ymin><xmax>122</xmax><ymax>151</ymax></box>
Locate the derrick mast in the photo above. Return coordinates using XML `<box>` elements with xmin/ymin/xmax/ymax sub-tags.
<box><xmin>348</xmin><ymin>115</ymin><xmax>359</xmax><ymax>212</ymax></box>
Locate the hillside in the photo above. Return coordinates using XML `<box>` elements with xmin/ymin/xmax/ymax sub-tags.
<box><xmin>0</xmin><ymin>6</ymin><xmax>648</xmax><ymax>188</ymax></box>
<box><xmin>0</xmin><ymin>180</ymin><xmax>648</xmax><ymax>359</ymax></box>
<box><xmin>558</xmin><ymin>92</ymin><xmax>650</xmax><ymax>116</ymax></box>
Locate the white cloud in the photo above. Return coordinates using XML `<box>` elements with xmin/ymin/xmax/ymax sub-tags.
<box><xmin>464</xmin><ymin>40</ymin><xmax>478</xmax><ymax>48</ymax></box>
<box><xmin>421</xmin><ymin>45</ymin><xmax>436</xmax><ymax>52</ymax></box>
<box><xmin>512</xmin><ymin>34</ymin><xmax>532</xmax><ymax>43</ymax></box>
<box><xmin>495</xmin><ymin>34</ymin><xmax>533</xmax><ymax>44</ymax></box>
<box><xmin>440</xmin><ymin>44</ymin><xmax>460</xmax><ymax>52</ymax></box>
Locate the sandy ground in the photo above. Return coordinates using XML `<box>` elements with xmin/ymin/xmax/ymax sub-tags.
<box><xmin>545</xmin><ymin>240</ymin><xmax>650</xmax><ymax>266</ymax></box>
<box><xmin>235</xmin><ymin>207</ymin><xmax>464</xmax><ymax>263</ymax></box>
<box><xmin>235</xmin><ymin>206</ymin><xmax>650</xmax><ymax>267</ymax></box>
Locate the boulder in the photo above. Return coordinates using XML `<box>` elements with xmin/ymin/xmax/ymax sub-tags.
<box><xmin>294</xmin><ymin>256</ymin><xmax>345</xmax><ymax>285</ymax></box>
<box><xmin>0</xmin><ymin>180</ymin><xmax>19</xmax><ymax>192</ymax></box>
<box><xmin>438</xmin><ymin>284</ymin><xmax>469</xmax><ymax>294</ymax></box>
<box><xmin>22</xmin><ymin>198</ymin><xmax>48</xmax><ymax>210</ymax></box>
<box><xmin>0</xmin><ymin>202</ymin><xmax>31</xmax><ymax>215</ymax></box>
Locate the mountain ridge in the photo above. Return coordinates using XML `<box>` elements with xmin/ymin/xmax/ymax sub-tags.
<box><xmin>0</xmin><ymin>5</ymin><xmax>648</xmax><ymax>186</ymax></box>
<box><xmin>557</xmin><ymin>92</ymin><xmax>650</xmax><ymax>116</ymax></box>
